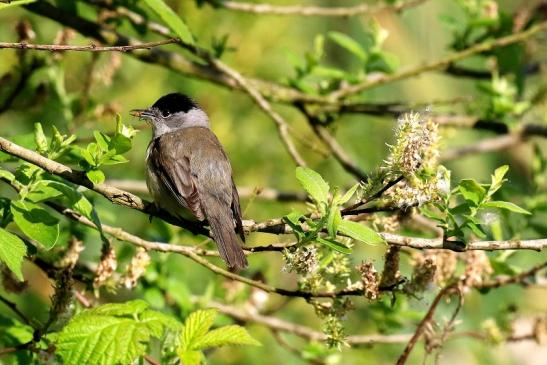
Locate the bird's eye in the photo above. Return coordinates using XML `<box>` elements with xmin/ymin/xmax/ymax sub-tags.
<box><xmin>161</xmin><ymin>110</ymin><xmax>170</xmax><ymax>118</ymax></box>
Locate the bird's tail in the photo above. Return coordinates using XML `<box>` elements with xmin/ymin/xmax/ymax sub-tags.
<box><xmin>204</xmin><ymin>205</ymin><xmax>248</xmax><ymax>271</ymax></box>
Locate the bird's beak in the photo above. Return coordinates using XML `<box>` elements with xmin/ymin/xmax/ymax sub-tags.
<box><xmin>130</xmin><ymin>108</ymin><xmax>156</xmax><ymax>120</ymax></box>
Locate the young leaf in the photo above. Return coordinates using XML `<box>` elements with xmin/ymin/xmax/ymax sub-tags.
<box><xmin>316</xmin><ymin>237</ymin><xmax>351</xmax><ymax>254</ymax></box>
<box><xmin>11</xmin><ymin>200</ymin><xmax>59</xmax><ymax>249</ymax></box>
<box><xmin>335</xmin><ymin>183</ymin><xmax>359</xmax><ymax>206</ymax></box>
<box><xmin>488</xmin><ymin>165</ymin><xmax>509</xmax><ymax>196</ymax></box>
<box><xmin>180</xmin><ymin>309</ymin><xmax>217</xmax><ymax>351</ymax></box>
<box><xmin>86</xmin><ymin>169</ymin><xmax>105</xmax><ymax>185</ymax></box>
<box><xmin>327</xmin><ymin>31</ymin><xmax>367</xmax><ymax>61</ymax></box>
<box><xmin>143</xmin><ymin>0</ymin><xmax>194</xmax><ymax>45</ymax></box>
<box><xmin>55</xmin><ymin>300</ymin><xmax>177</xmax><ymax>365</ymax></box>
<box><xmin>338</xmin><ymin>220</ymin><xmax>384</xmax><ymax>245</ymax></box>
<box><xmin>458</xmin><ymin>179</ymin><xmax>486</xmax><ymax>206</ymax></box>
<box><xmin>0</xmin><ymin>228</ymin><xmax>27</xmax><ymax>281</ymax></box>
<box><xmin>326</xmin><ymin>208</ymin><xmax>342</xmax><ymax>238</ymax></box>
<box><xmin>483</xmin><ymin>201</ymin><xmax>531</xmax><ymax>215</ymax></box>
<box><xmin>193</xmin><ymin>325</ymin><xmax>261</xmax><ymax>349</ymax></box>
<box><xmin>34</xmin><ymin>123</ymin><xmax>48</xmax><ymax>154</ymax></box>
<box><xmin>295</xmin><ymin>167</ymin><xmax>329</xmax><ymax>206</ymax></box>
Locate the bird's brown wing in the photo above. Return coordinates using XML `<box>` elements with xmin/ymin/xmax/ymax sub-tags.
<box><xmin>147</xmin><ymin>133</ymin><xmax>205</xmax><ymax>220</ymax></box>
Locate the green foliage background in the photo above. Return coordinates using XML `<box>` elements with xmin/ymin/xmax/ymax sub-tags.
<box><xmin>0</xmin><ymin>0</ymin><xmax>546</xmax><ymax>364</ymax></box>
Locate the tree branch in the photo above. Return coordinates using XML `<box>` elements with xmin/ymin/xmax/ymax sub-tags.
<box><xmin>209</xmin><ymin>0</ymin><xmax>427</xmax><ymax>17</ymax></box>
<box><xmin>0</xmin><ymin>38</ymin><xmax>179</xmax><ymax>52</ymax></box>
<box><xmin>207</xmin><ymin>300</ymin><xmax>413</xmax><ymax>345</ymax></box>
<box><xmin>328</xmin><ymin>21</ymin><xmax>547</xmax><ymax>100</ymax></box>
<box><xmin>396</xmin><ymin>283</ymin><xmax>461</xmax><ymax>365</ymax></box>
<box><xmin>2</xmin><ymin>136</ymin><xmax>546</xmax><ymax>252</ymax></box>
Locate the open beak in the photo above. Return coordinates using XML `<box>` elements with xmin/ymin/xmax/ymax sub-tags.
<box><xmin>130</xmin><ymin>108</ymin><xmax>156</xmax><ymax>120</ymax></box>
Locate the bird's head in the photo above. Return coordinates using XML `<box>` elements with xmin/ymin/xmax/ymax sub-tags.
<box><xmin>130</xmin><ymin>93</ymin><xmax>210</xmax><ymax>137</ymax></box>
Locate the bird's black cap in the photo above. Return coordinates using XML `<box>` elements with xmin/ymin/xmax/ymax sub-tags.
<box><xmin>152</xmin><ymin>93</ymin><xmax>199</xmax><ymax>114</ymax></box>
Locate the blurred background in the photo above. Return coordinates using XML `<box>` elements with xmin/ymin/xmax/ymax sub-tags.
<box><xmin>0</xmin><ymin>0</ymin><xmax>546</xmax><ymax>364</ymax></box>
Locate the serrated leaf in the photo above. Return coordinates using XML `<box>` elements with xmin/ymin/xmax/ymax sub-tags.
<box><xmin>11</xmin><ymin>200</ymin><xmax>59</xmax><ymax>249</ymax></box>
<box><xmin>316</xmin><ymin>236</ymin><xmax>351</xmax><ymax>254</ymax></box>
<box><xmin>338</xmin><ymin>220</ymin><xmax>384</xmax><ymax>245</ymax></box>
<box><xmin>56</xmin><ymin>315</ymin><xmax>147</xmax><ymax>365</ymax></box>
<box><xmin>0</xmin><ymin>228</ymin><xmax>26</xmax><ymax>281</ymax></box>
<box><xmin>483</xmin><ymin>201</ymin><xmax>531</xmax><ymax>215</ymax></box>
<box><xmin>458</xmin><ymin>179</ymin><xmax>486</xmax><ymax>206</ymax></box>
<box><xmin>180</xmin><ymin>309</ymin><xmax>217</xmax><ymax>350</ymax></box>
<box><xmin>55</xmin><ymin>300</ymin><xmax>175</xmax><ymax>365</ymax></box>
<box><xmin>143</xmin><ymin>0</ymin><xmax>194</xmax><ymax>45</ymax></box>
<box><xmin>295</xmin><ymin>167</ymin><xmax>329</xmax><ymax>206</ymax></box>
<box><xmin>177</xmin><ymin>349</ymin><xmax>203</xmax><ymax>365</ymax></box>
<box><xmin>88</xmin><ymin>300</ymin><xmax>149</xmax><ymax>316</ymax></box>
<box><xmin>86</xmin><ymin>169</ymin><xmax>105</xmax><ymax>185</ymax></box>
<box><xmin>327</xmin><ymin>31</ymin><xmax>367</xmax><ymax>61</ymax></box>
<box><xmin>193</xmin><ymin>325</ymin><xmax>261</xmax><ymax>349</ymax></box>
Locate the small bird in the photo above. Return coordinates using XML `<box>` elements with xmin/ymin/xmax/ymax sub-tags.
<box><xmin>131</xmin><ymin>93</ymin><xmax>248</xmax><ymax>271</ymax></box>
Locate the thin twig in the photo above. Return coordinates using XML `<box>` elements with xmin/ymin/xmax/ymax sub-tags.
<box><xmin>478</xmin><ymin>261</ymin><xmax>547</xmax><ymax>289</ymax></box>
<box><xmin>0</xmin><ymin>294</ymin><xmax>30</xmax><ymax>325</ymax></box>
<box><xmin>328</xmin><ymin>20</ymin><xmax>547</xmax><ymax>100</ymax></box>
<box><xmin>209</xmin><ymin>59</ymin><xmax>307</xmax><ymax>166</ymax></box>
<box><xmin>0</xmin><ymin>38</ymin><xmax>179</xmax><ymax>52</ymax></box>
<box><xmin>207</xmin><ymin>300</ymin><xmax>412</xmax><ymax>345</ymax></box>
<box><xmin>212</xmin><ymin>0</ymin><xmax>427</xmax><ymax>17</ymax></box>
<box><xmin>2</xmin><ymin>137</ymin><xmax>547</xmax><ymax>252</ymax></box>
<box><xmin>396</xmin><ymin>283</ymin><xmax>460</xmax><ymax>365</ymax></box>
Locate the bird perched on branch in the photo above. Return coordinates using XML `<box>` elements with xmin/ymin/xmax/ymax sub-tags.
<box><xmin>131</xmin><ymin>93</ymin><xmax>247</xmax><ymax>271</ymax></box>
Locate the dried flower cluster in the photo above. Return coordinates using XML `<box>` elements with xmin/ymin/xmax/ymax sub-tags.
<box><xmin>93</xmin><ymin>245</ymin><xmax>118</xmax><ymax>290</ymax></box>
<box><xmin>404</xmin><ymin>253</ymin><xmax>437</xmax><ymax>295</ymax></box>
<box><xmin>122</xmin><ymin>248</ymin><xmax>151</xmax><ymax>289</ymax></box>
<box><xmin>356</xmin><ymin>262</ymin><xmax>379</xmax><ymax>301</ymax></box>
<box><xmin>58</xmin><ymin>237</ymin><xmax>85</xmax><ymax>269</ymax></box>
<box><xmin>380</xmin><ymin>246</ymin><xmax>401</xmax><ymax>288</ymax></box>
<box><xmin>48</xmin><ymin>268</ymin><xmax>74</xmax><ymax>331</ymax></box>
<box><xmin>282</xmin><ymin>246</ymin><xmax>319</xmax><ymax>275</ymax></box>
<box><xmin>462</xmin><ymin>251</ymin><xmax>493</xmax><ymax>289</ymax></box>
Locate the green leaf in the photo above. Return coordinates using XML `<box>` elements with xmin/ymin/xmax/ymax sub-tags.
<box><xmin>143</xmin><ymin>0</ymin><xmax>194</xmax><ymax>45</ymax></box>
<box><xmin>295</xmin><ymin>167</ymin><xmax>329</xmax><ymax>206</ymax></box>
<box><xmin>180</xmin><ymin>309</ymin><xmax>217</xmax><ymax>350</ymax></box>
<box><xmin>483</xmin><ymin>201</ymin><xmax>531</xmax><ymax>215</ymax></box>
<box><xmin>338</xmin><ymin>220</ymin><xmax>384</xmax><ymax>245</ymax></box>
<box><xmin>336</xmin><ymin>183</ymin><xmax>359</xmax><ymax>205</ymax></box>
<box><xmin>316</xmin><ymin>236</ymin><xmax>351</xmax><ymax>254</ymax></box>
<box><xmin>25</xmin><ymin>180</ymin><xmax>64</xmax><ymax>202</ymax></box>
<box><xmin>0</xmin><ymin>0</ymin><xmax>36</xmax><ymax>11</ymax></box>
<box><xmin>327</xmin><ymin>31</ymin><xmax>367</xmax><ymax>61</ymax></box>
<box><xmin>326</xmin><ymin>208</ymin><xmax>342</xmax><ymax>238</ymax></box>
<box><xmin>0</xmin><ymin>168</ymin><xmax>15</xmax><ymax>183</ymax></box>
<box><xmin>177</xmin><ymin>349</ymin><xmax>203</xmax><ymax>365</ymax></box>
<box><xmin>0</xmin><ymin>228</ymin><xmax>26</xmax><ymax>281</ymax></box>
<box><xmin>458</xmin><ymin>179</ymin><xmax>486</xmax><ymax>206</ymax></box>
<box><xmin>11</xmin><ymin>200</ymin><xmax>59</xmax><ymax>249</ymax></box>
<box><xmin>34</xmin><ymin>123</ymin><xmax>48</xmax><ymax>154</ymax></box>
<box><xmin>193</xmin><ymin>325</ymin><xmax>261</xmax><ymax>349</ymax></box>
<box><xmin>86</xmin><ymin>169</ymin><xmax>105</xmax><ymax>185</ymax></box>
<box><xmin>55</xmin><ymin>300</ymin><xmax>176</xmax><ymax>365</ymax></box>
<box><xmin>489</xmin><ymin>165</ymin><xmax>509</xmax><ymax>196</ymax></box>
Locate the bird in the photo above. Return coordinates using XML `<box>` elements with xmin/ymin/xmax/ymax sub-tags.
<box><xmin>130</xmin><ymin>93</ymin><xmax>248</xmax><ymax>271</ymax></box>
